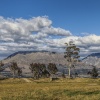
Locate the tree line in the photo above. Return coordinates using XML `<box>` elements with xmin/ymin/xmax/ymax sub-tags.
<box><xmin>0</xmin><ymin>62</ymin><xmax>58</xmax><ymax>79</ymax></box>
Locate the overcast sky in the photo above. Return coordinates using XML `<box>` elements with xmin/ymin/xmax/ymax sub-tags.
<box><xmin>0</xmin><ymin>0</ymin><xmax>100</xmax><ymax>59</ymax></box>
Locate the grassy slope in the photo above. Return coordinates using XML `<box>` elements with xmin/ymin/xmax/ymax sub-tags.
<box><xmin>0</xmin><ymin>78</ymin><xmax>100</xmax><ymax>100</ymax></box>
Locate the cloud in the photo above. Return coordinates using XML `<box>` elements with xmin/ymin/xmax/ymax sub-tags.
<box><xmin>0</xmin><ymin>16</ymin><xmax>100</xmax><ymax>59</ymax></box>
<box><xmin>0</xmin><ymin>16</ymin><xmax>52</xmax><ymax>42</ymax></box>
<box><xmin>0</xmin><ymin>16</ymin><xmax>72</xmax><ymax>59</ymax></box>
<box><xmin>81</xmin><ymin>32</ymin><xmax>90</xmax><ymax>36</ymax></box>
<box><xmin>44</xmin><ymin>34</ymin><xmax>100</xmax><ymax>57</ymax></box>
<box><xmin>0</xmin><ymin>16</ymin><xmax>71</xmax><ymax>42</ymax></box>
<box><xmin>41</xmin><ymin>26</ymin><xmax>71</xmax><ymax>36</ymax></box>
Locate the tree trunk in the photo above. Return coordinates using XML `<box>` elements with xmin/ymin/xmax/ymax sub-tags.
<box><xmin>13</xmin><ymin>71</ymin><xmax>15</xmax><ymax>79</ymax></box>
<box><xmin>68</xmin><ymin>67</ymin><xmax>71</xmax><ymax>78</ymax></box>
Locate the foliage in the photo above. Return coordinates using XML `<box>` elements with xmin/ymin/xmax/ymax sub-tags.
<box><xmin>64</xmin><ymin>41</ymin><xmax>80</xmax><ymax>78</ymax></box>
<box><xmin>29</xmin><ymin>63</ymin><xmax>40</xmax><ymax>79</ymax></box>
<box><xmin>47</xmin><ymin>63</ymin><xmax>58</xmax><ymax>74</ymax></box>
<box><xmin>0</xmin><ymin>61</ymin><xmax>4</xmax><ymax>66</ymax></box>
<box><xmin>62</xmin><ymin>70</ymin><xmax>66</xmax><ymax>78</ymax></box>
<box><xmin>17</xmin><ymin>68</ymin><xmax>22</xmax><ymax>77</ymax></box>
<box><xmin>91</xmin><ymin>66</ymin><xmax>98</xmax><ymax>78</ymax></box>
<box><xmin>29</xmin><ymin>63</ymin><xmax>50</xmax><ymax>79</ymax></box>
<box><xmin>0</xmin><ymin>61</ymin><xmax>4</xmax><ymax>72</ymax></box>
<box><xmin>9</xmin><ymin>62</ymin><xmax>22</xmax><ymax>78</ymax></box>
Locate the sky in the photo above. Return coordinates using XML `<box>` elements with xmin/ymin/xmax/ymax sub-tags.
<box><xmin>0</xmin><ymin>0</ymin><xmax>100</xmax><ymax>59</ymax></box>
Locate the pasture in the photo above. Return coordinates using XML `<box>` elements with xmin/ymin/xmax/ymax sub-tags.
<box><xmin>0</xmin><ymin>78</ymin><xmax>100</xmax><ymax>100</ymax></box>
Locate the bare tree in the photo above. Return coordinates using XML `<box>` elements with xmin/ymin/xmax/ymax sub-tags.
<box><xmin>64</xmin><ymin>41</ymin><xmax>80</xmax><ymax>78</ymax></box>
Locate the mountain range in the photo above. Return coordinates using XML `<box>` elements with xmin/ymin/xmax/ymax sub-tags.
<box><xmin>3</xmin><ymin>51</ymin><xmax>66</xmax><ymax>66</ymax></box>
<box><xmin>2</xmin><ymin>51</ymin><xmax>100</xmax><ymax>67</ymax></box>
<box><xmin>1</xmin><ymin>51</ymin><xmax>100</xmax><ymax>77</ymax></box>
<box><xmin>82</xmin><ymin>53</ymin><xmax>100</xmax><ymax>68</ymax></box>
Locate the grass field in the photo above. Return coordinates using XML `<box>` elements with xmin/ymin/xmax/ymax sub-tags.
<box><xmin>0</xmin><ymin>78</ymin><xmax>100</xmax><ymax>100</ymax></box>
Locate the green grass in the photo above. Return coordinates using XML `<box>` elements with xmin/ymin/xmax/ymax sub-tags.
<box><xmin>0</xmin><ymin>78</ymin><xmax>100</xmax><ymax>100</ymax></box>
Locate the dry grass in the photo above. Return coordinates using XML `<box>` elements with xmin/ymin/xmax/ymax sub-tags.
<box><xmin>0</xmin><ymin>78</ymin><xmax>100</xmax><ymax>100</ymax></box>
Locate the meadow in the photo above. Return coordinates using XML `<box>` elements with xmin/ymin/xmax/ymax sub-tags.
<box><xmin>0</xmin><ymin>78</ymin><xmax>100</xmax><ymax>100</ymax></box>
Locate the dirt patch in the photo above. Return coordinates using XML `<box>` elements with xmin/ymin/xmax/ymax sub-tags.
<box><xmin>22</xmin><ymin>78</ymin><xmax>32</xmax><ymax>83</ymax></box>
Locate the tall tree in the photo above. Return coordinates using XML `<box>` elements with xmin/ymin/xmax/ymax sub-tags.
<box><xmin>64</xmin><ymin>41</ymin><xmax>80</xmax><ymax>78</ymax></box>
<box><xmin>17</xmin><ymin>67</ymin><xmax>22</xmax><ymax>78</ymax></box>
<box><xmin>91</xmin><ymin>66</ymin><xmax>98</xmax><ymax>78</ymax></box>
<box><xmin>47</xmin><ymin>63</ymin><xmax>58</xmax><ymax>75</ymax></box>
<box><xmin>29</xmin><ymin>63</ymin><xmax>50</xmax><ymax>79</ymax></box>
<box><xmin>39</xmin><ymin>63</ymin><xmax>50</xmax><ymax>78</ymax></box>
<box><xmin>9</xmin><ymin>62</ymin><xmax>22</xmax><ymax>78</ymax></box>
<box><xmin>0</xmin><ymin>61</ymin><xmax>4</xmax><ymax>72</ymax></box>
<box><xmin>29</xmin><ymin>63</ymin><xmax>40</xmax><ymax>79</ymax></box>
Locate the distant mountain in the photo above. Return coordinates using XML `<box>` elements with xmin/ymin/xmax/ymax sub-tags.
<box><xmin>4</xmin><ymin>50</ymin><xmax>50</xmax><ymax>60</ymax></box>
<box><xmin>1</xmin><ymin>51</ymin><xmax>100</xmax><ymax>77</ymax></box>
<box><xmin>3</xmin><ymin>51</ymin><xmax>66</xmax><ymax>66</ymax></box>
<box><xmin>3</xmin><ymin>51</ymin><xmax>100</xmax><ymax>68</ymax></box>
<box><xmin>82</xmin><ymin>52</ymin><xmax>100</xmax><ymax>60</ymax></box>
<box><xmin>2</xmin><ymin>51</ymin><xmax>67</xmax><ymax>77</ymax></box>
<box><xmin>82</xmin><ymin>53</ymin><xmax>100</xmax><ymax>68</ymax></box>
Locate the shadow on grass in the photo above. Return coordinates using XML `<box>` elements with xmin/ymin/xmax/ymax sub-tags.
<box><xmin>0</xmin><ymin>77</ymin><xmax>8</xmax><ymax>80</ymax></box>
<box><xmin>63</xmin><ymin>89</ymin><xmax>100</xmax><ymax>96</ymax></box>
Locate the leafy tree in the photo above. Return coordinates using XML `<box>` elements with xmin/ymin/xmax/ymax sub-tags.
<box><xmin>91</xmin><ymin>66</ymin><xmax>98</xmax><ymax>78</ymax></box>
<box><xmin>39</xmin><ymin>63</ymin><xmax>50</xmax><ymax>78</ymax></box>
<box><xmin>42</xmin><ymin>69</ymin><xmax>50</xmax><ymax>78</ymax></box>
<box><xmin>9</xmin><ymin>62</ymin><xmax>22</xmax><ymax>78</ymax></box>
<box><xmin>17</xmin><ymin>67</ymin><xmax>22</xmax><ymax>78</ymax></box>
<box><xmin>9</xmin><ymin>62</ymin><xmax>18</xmax><ymax>78</ymax></box>
<box><xmin>62</xmin><ymin>70</ymin><xmax>66</xmax><ymax>78</ymax></box>
<box><xmin>47</xmin><ymin>63</ymin><xmax>58</xmax><ymax>81</ymax></box>
<box><xmin>64</xmin><ymin>41</ymin><xmax>80</xmax><ymax>78</ymax></box>
<box><xmin>75</xmin><ymin>72</ymin><xmax>78</xmax><ymax>78</ymax></box>
<box><xmin>0</xmin><ymin>61</ymin><xmax>4</xmax><ymax>72</ymax></box>
<box><xmin>29</xmin><ymin>63</ymin><xmax>40</xmax><ymax>79</ymax></box>
<box><xmin>29</xmin><ymin>63</ymin><xmax>50</xmax><ymax>79</ymax></box>
<box><xmin>47</xmin><ymin>63</ymin><xmax>58</xmax><ymax>75</ymax></box>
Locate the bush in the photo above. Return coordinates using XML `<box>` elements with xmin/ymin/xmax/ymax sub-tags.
<box><xmin>91</xmin><ymin>66</ymin><xmax>98</xmax><ymax>78</ymax></box>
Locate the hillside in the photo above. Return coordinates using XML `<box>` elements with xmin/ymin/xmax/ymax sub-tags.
<box><xmin>3</xmin><ymin>51</ymin><xmax>100</xmax><ymax>68</ymax></box>
<box><xmin>2</xmin><ymin>51</ymin><xmax>66</xmax><ymax>66</ymax></box>
<box><xmin>2</xmin><ymin>51</ymin><xmax>66</xmax><ymax>77</ymax></box>
<box><xmin>82</xmin><ymin>53</ymin><xmax>100</xmax><ymax>68</ymax></box>
<box><xmin>1</xmin><ymin>51</ymin><xmax>100</xmax><ymax>77</ymax></box>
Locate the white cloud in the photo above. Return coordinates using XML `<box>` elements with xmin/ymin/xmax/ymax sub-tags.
<box><xmin>0</xmin><ymin>16</ymin><xmax>100</xmax><ymax>59</ymax></box>
<box><xmin>0</xmin><ymin>16</ymin><xmax>71</xmax><ymax>42</ymax></box>
<box><xmin>41</xmin><ymin>26</ymin><xmax>71</xmax><ymax>36</ymax></box>
<box><xmin>44</xmin><ymin>34</ymin><xmax>100</xmax><ymax>58</ymax></box>
<box><xmin>0</xmin><ymin>16</ymin><xmax>72</xmax><ymax>59</ymax></box>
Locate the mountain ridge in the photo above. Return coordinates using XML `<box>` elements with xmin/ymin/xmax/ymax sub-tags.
<box><xmin>82</xmin><ymin>52</ymin><xmax>100</xmax><ymax>60</ymax></box>
<box><xmin>3</xmin><ymin>51</ymin><xmax>100</xmax><ymax>67</ymax></box>
<box><xmin>1</xmin><ymin>51</ymin><xmax>100</xmax><ymax>77</ymax></box>
<box><xmin>2</xmin><ymin>50</ymin><xmax>65</xmax><ymax>66</ymax></box>
<box><xmin>4</xmin><ymin>50</ymin><xmax>56</xmax><ymax>60</ymax></box>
